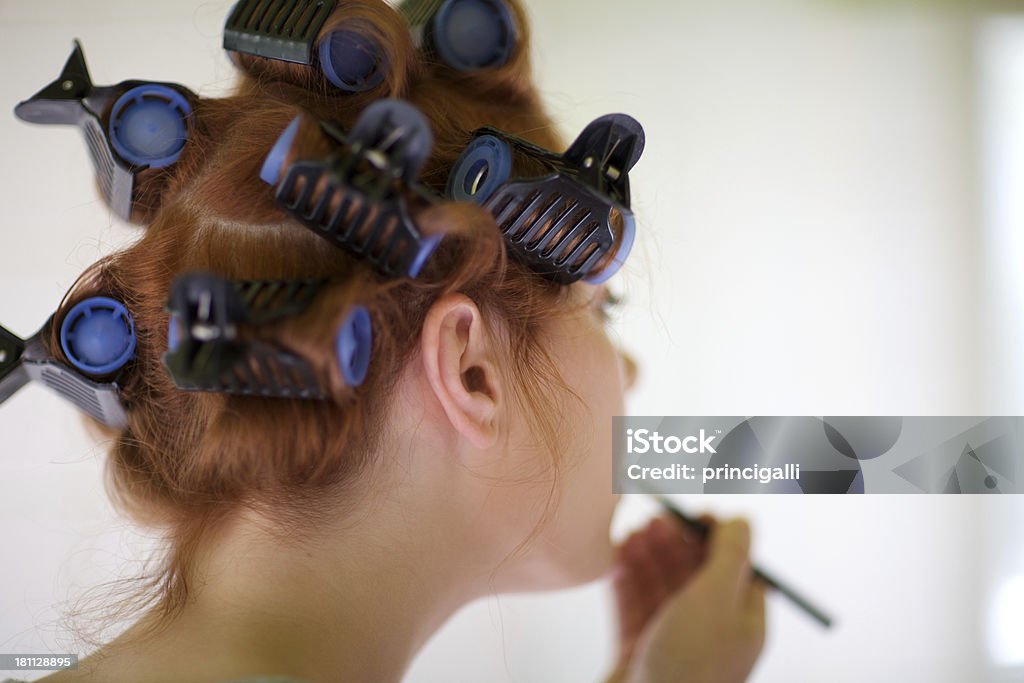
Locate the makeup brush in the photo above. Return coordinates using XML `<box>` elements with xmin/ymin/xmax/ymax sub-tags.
<box><xmin>650</xmin><ymin>493</ymin><xmax>835</xmax><ymax>629</ymax></box>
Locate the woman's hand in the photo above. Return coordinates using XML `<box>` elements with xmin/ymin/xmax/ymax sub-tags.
<box><xmin>605</xmin><ymin>514</ymin><xmax>767</xmax><ymax>683</ymax></box>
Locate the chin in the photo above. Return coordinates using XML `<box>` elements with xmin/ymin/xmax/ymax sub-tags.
<box><xmin>510</xmin><ymin>517</ymin><xmax>618</xmax><ymax>593</ymax></box>
<box><xmin>569</xmin><ymin>532</ymin><xmax>617</xmax><ymax>584</ymax></box>
<box><xmin>498</xmin><ymin>484</ymin><xmax>620</xmax><ymax>593</ymax></box>
<box><xmin>509</xmin><ymin>545</ymin><xmax>614</xmax><ymax>594</ymax></box>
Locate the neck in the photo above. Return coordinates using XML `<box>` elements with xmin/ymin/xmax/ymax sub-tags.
<box><xmin>74</xmin><ymin>469</ymin><xmax>492</xmax><ymax>683</ymax></box>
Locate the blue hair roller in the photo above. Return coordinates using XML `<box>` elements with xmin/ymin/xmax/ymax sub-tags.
<box><xmin>260</xmin><ymin>116</ymin><xmax>301</xmax><ymax>185</ymax></box>
<box><xmin>224</xmin><ymin>0</ymin><xmax>335</xmax><ymax>64</ymax></box>
<box><xmin>262</xmin><ymin>100</ymin><xmax>446</xmax><ymax>279</ymax></box>
<box><xmin>224</xmin><ymin>0</ymin><xmax>387</xmax><ymax>94</ymax></box>
<box><xmin>109</xmin><ymin>85</ymin><xmax>192</xmax><ymax>169</ymax></box>
<box><xmin>447</xmin><ymin>113</ymin><xmax>645</xmax><ymax>285</ymax></box>
<box><xmin>432</xmin><ymin>0</ymin><xmax>516</xmax><ymax>71</ymax></box>
<box><xmin>167</xmin><ymin>314</ymin><xmax>182</xmax><ymax>353</ymax></box>
<box><xmin>14</xmin><ymin>40</ymin><xmax>195</xmax><ymax>221</ymax></box>
<box><xmin>335</xmin><ymin>306</ymin><xmax>372</xmax><ymax>387</ymax></box>
<box><xmin>60</xmin><ymin>297</ymin><xmax>137</xmax><ymax>376</ymax></box>
<box><xmin>408</xmin><ymin>232</ymin><xmax>445</xmax><ymax>279</ymax></box>
<box><xmin>1</xmin><ymin>303</ymin><xmax>133</xmax><ymax>428</ymax></box>
<box><xmin>319</xmin><ymin>30</ymin><xmax>388</xmax><ymax>93</ymax></box>
<box><xmin>399</xmin><ymin>0</ymin><xmax>517</xmax><ymax>72</ymax></box>
<box><xmin>448</xmin><ymin>134</ymin><xmax>511</xmax><ymax>204</ymax></box>
<box><xmin>163</xmin><ymin>272</ymin><xmax>371</xmax><ymax>398</ymax></box>
<box><xmin>583</xmin><ymin>212</ymin><xmax>635</xmax><ymax>285</ymax></box>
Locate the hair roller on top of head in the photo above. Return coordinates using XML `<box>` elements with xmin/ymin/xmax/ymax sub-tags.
<box><xmin>224</xmin><ymin>0</ymin><xmax>388</xmax><ymax>93</ymax></box>
<box><xmin>13</xmin><ymin>40</ymin><xmax>196</xmax><ymax>223</ymax></box>
<box><xmin>261</xmin><ymin>98</ymin><xmax>445</xmax><ymax>279</ymax></box>
<box><xmin>224</xmin><ymin>0</ymin><xmax>336</xmax><ymax>64</ymax></box>
<box><xmin>398</xmin><ymin>0</ymin><xmax>517</xmax><ymax>72</ymax></box>
<box><xmin>0</xmin><ymin>297</ymin><xmax>136</xmax><ymax>428</ymax></box>
<box><xmin>162</xmin><ymin>271</ymin><xmax>373</xmax><ymax>398</ymax></box>
<box><xmin>447</xmin><ymin>113</ymin><xmax>646</xmax><ymax>285</ymax></box>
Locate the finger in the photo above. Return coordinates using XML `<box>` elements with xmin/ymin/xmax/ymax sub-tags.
<box><xmin>616</xmin><ymin>531</ymin><xmax>648</xmax><ymax>583</ymax></box>
<box><xmin>611</xmin><ymin>563</ymin><xmax>646</xmax><ymax>634</ymax></box>
<box><xmin>647</xmin><ymin>516</ymin><xmax>702</xmax><ymax>591</ymax></box>
<box><xmin>611</xmin><ymin>529</ymin><xmax>649</xmax><ymax>585</ymax></box>
<box><xmin>691</xmin><ymin>514</ymin><xmax>715</xmax><ymax>566</ymax></box>
<box><xmin>611</xmin><ymin>535</ymin><xmax>651</xmax><ymax>633</ymax></box>
<box><xmin>659</xmin><ymin>511</ymin><xmax>703</xmax><ymax>546</ymax></box>
<box><xmin>655</xmin><ymin>512</ymin><xmax>713</xmax><ymax>583</ymax></box>
<box><xmin>701</xmin><ymin>517</ymin><xmax>753</xmax><ymax>606</ymax></box>
<box><xmin>655</xmin><ymin>509</ymin><xmax>704</xmax><ymax>540</ymax></box>
<box><xmin>652</xmin><ymin>517</ymin><xmax>693</xmax><ymax>564</ymax></box>
<box><xmin>644</xmin><ymin>517</ymin><xmax>687</xmax><ymax>598</ymax></box>
<box><xmin>633</xmin><ymin>520</ymin><xmax>675</xmax><ymax>600</ymax></box>
<box><xmin>743</xmin><ymin>576</ymin><xmax>768</xmax><ymax>641</ymax></box>
<box><xmin>648</xmin><ymin>515</ymin><xmax>691</xmax><ymax>553</ymax></box>
<box><xmin>620</xmin><ymin>528</ymin><xmax>663</xmax><ymax>612</ymax></box>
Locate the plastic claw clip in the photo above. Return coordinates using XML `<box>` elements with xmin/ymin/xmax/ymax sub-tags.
<box><xmin>260</xmin><ymin>99</ymin><xmax>444</xmax><ymax>279</ymax></box>
<box><xmin>398</xmin><ymin>0</ymin><xmax>517</xmax><ymax>72</ymax></box>
<box><xmin>162</xmin><ymin>271</ymin><xmax>373</xmax><ymax>398</ymax></box>
<box><xmin>14</xmin><ymin>40</ymin><xmax>195</xmax><ymax>222</ymax></box>
<box><xmin>447</xmin><ymin>114</ymin><xmax>645</xmax><ymax>285</ymax></box>
<box><xmin>224</xmin><ymin>0</ymin><xmax>387</xmax><ymax>93</ymax></box>
<box><xmin>0</xmin><ymin>297</ymin><xmax>137</xmax><ymax>428</ymax></box>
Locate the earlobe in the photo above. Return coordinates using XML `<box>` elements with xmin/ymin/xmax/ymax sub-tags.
<box><xmin>421</xmin><ymin>294</ymin><xmax>501</xmax><ymax>450</ymax></box>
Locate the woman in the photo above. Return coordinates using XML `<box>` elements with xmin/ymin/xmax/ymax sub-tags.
<box><xmin>4</xmin><ymin>0</ymin><xmax>766</xmax><ymax>681</ymax></box>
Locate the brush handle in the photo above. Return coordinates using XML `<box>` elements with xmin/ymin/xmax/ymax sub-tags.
<box><xmin>653</xmin><ymin>495</ymin><xmax>834</xmax><ymax>629</ymax></box>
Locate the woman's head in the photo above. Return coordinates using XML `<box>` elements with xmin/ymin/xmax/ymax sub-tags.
<box><xmin>41</xmin><ymin>0</ymin><xmax>639</xmax><ymax>639</ymax></box>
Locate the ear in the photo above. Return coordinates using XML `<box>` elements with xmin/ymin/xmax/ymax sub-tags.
<box><xmin>420</xmin><ymin>293</ymin><xmax>502</xmax><ymax>450</ymax></box>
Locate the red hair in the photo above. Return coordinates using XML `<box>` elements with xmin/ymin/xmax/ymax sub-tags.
<box><xmin>45</xmin><ymin>0</ymin><xmax>597</xmax><ymax>646</ymax></box>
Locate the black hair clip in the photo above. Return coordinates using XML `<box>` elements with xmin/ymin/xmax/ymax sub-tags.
<box><xmin>0</xmin><ymin>297</ymin><xmax>137</xmax><ymax>428</ymax></box>
<box><xmin>447</xmin><ymin>114</ymin><xmax>645</xmax><ymax>284</ymax></box>
<box><xmin>398</xmin><ymin>0</ymin><xmax>517</xmax><ymax>72</ymax></box>
<box><xmin>14</xmin><ymin>40</ymin><xmax>196</xmax><ymax>222</ymax></box>
<box><xmin>163</xmin><ymin>272</ymin><xmax>372</xmax><ymax>398</ymax></box>
<box><xmin>260</xmin><ymin>99</ymin><xmax>444</xmax><ymax>279</ymax></box>
<box><xmin>224</xmin><ymin>0</ymin><xmax>387</xmax><ymax>93</ymax></box>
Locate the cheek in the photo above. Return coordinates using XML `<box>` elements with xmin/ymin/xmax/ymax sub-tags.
<box><xmin>488</xmin><ymin>311</ymin><xmax>629</xmax><ymax>591</ymax></box>
<box><xmin>541</xmin><ymin>328</ymin><xmax>626</xmax><ymax>584</ymax></box>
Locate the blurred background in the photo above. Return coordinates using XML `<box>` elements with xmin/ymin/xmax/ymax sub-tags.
<box><xmin>0</xmin><ymin>0</ymin><xmax>1022</xmax><ymax>681</ymax></box>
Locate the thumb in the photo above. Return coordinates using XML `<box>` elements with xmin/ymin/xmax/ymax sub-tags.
<box><xmin>700</xmin><ymin>517</ymin><xmax>753</xmax><ymax>606</ymax></box>
<box><xmin>743</xmin><ymin>576</ymin><xmax>768</xmax><ymax>637</ymax></box>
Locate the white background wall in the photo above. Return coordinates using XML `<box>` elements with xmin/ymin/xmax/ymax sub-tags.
<box><xmin>980</xmin><ymin>15</ymin><xmax>1024</xmax><ymax>683</ymax></box>
<box><xmin>0</xmin><ymin>1</ymin><xmax>1020</xmax><ymax>682</ymax></box>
